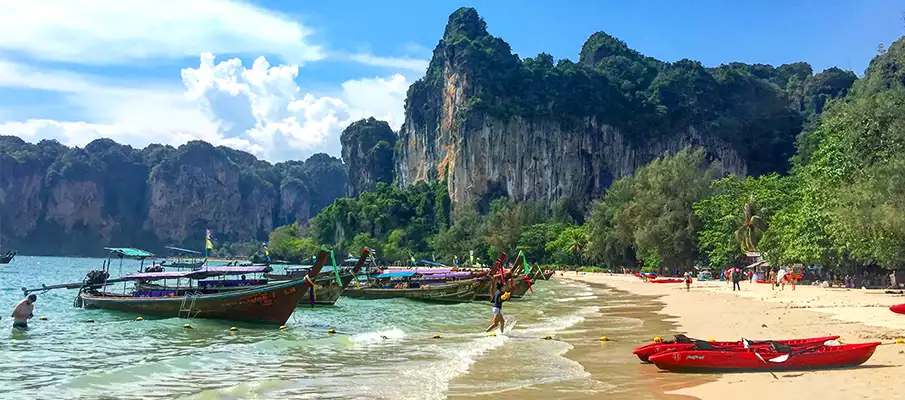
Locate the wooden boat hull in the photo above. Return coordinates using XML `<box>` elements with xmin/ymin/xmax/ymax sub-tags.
<box><xmin>301</xmin><ymin>273</ymin><xmax>355</xmax><ymax>305</ymax></box>
<box><xmin>343</xmin><ymin>279</ymin><xmax>481</xmax><ymax>303</ymax></box>
<box><xmin>80</xmin><ymin>278</ymin><xmax>312</xmax><ymax>326</ymax></box>
<box><xmin>0</xmin><ymin>254</ymin><xmax>14</xmax><ymax>264</ymax></box>
<box><xmin>510</xmin><ymin>275</ymin><xmax>532</xmax><ymax>298</ymax></box>
<box><xmin>266</xmin><ymin>271</ymin><xmax>356</xmax><ymax>305</ymax></box>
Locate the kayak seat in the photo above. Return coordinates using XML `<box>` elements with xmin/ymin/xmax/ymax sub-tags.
<box><xmin>692</xmin><ymin>340</ymin><xmax>714</xmax><ymax>350</ymax></box>
<box><xmin>769</xmin><ymin>341</ymin><xmax>792</xmax><ymax>353</ymax></box>
<box><xmin>674</xmin><ymin>334</ymin><xmax>694</xmax><ymax>343</ymax></box>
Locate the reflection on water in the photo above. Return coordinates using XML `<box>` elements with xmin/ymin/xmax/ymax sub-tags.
<box><xmin>1</xmin><ymin>258</ymin><xmax>705</xmax><ymax>399</ymax></box>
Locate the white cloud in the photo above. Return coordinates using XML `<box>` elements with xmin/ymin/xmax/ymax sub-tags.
<box><xmin>0</xmin><ymin>0</ymin><xmax>323</xmax><ymax>65</ymax></box>
<box><xmin>0</xmin><ymin>54</ymin><xmax>411</xmax><ymax>162</ymax></box>
<box><xmin>180</xmin><ymin>53</ymin><xmax>409</xmax><ymax>161</ymax></box>
<box><xmin>347</xmin><ymin>53</ymin><xmax>429</xmax><ymax>73</ymax></box>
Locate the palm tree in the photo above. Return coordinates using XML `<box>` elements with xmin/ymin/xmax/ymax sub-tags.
<box><xmin>734</xmin><ymin>200</ymin><xmax>766</xmax><ymax>252</ymax></box>
<box><xmin>566</xmin><ymin>227</ymin><xmax>589</xmax><ymax>265</ymax></box>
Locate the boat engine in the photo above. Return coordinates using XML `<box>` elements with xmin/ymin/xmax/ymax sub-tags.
<box><xmin>83</xmin><ymin>270</ymin><xmax>110</xmax><ymax>287</ymax></box>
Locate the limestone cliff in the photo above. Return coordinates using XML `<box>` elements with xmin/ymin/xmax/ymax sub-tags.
<box><xmin>0</xmin><ymin>136</ymin><xmax>345</xmax><ymax>256</ymax></box>
<box><xmin>396</xmin><ymin>8</ymin><xmax>855</xmax><ymax>211</ymax></box>
<box><xmin>341</xmin><ymin>118</ymin><xmax>397</xmax><ymax>197</ymax></box>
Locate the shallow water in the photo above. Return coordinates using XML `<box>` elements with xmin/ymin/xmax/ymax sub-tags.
<box><xmin>1</xmin><ymin>257</ymin><xmax>627</xmax><ymax>400</ymax></box>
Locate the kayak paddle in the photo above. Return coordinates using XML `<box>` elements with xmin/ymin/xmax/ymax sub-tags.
<box><xmin>768</xmin><ymin>340</ymin><xmax>841</xmax><ymax>363</ymax></box>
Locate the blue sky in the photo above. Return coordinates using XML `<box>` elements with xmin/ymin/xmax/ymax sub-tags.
<box><xmin>1</xmin><ymin>0</ymin><xmax>902</xmax><ymax>162</ymax></box>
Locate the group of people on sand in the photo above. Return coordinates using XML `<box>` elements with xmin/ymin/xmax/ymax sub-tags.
<box><xmin>767</xmin><ymin>267</ymin><xmax>800</xmax><ymax>291</ymax></box>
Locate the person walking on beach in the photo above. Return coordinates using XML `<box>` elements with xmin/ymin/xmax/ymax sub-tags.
<box><xmin>731</xmin><ymin>268</ymin><xmax>742</xmax><ymax>291</ymax></box>
<box><xmin>11</xmin><ymin>294</ymin><xmax>37</xmax><ymax>329</ymax></box>
<box><xmin>684</xmin><ymin>271</ymin><xmax>692</xmax><ymax>292</ymax></box>
<box><xmin>485</xmin><ymin>281</ymin><xmax>510</xmax><ymax>333</ymax></box>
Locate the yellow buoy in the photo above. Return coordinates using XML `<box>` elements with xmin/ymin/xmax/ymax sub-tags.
<box><xmin>39</xmin><ymin>316</ymin><xmax>48</xmax><ymax>321</ymax></box>
<box><xmin>432</xmin><ymin>334</ymin><xmax>441</xmax><ymax>339</ymax></box>
<box><xmin>599</xmin><ymin>336</ymin><xmax>609</xmax><ymax>341</ymax></box>
<box><xmin>229</xmin><ymin>327</ymin><xmax>238</xmax><ymax>332</ymax></box>
<box><xmin>707</xmin><ymin>338</ymin><xmax>715</xmax><ymax>342</ymax></box>
<box><xmin>544</xmin><ymin>335</ymin><xmax>553</xmax><ymax>340</ymax></box>
<box><xmin>184</xmin><ymin>323</ymin><xmax>193</xmax><ymax>329</ymax></box>
<box><xmin>279</xmin><ymin>325</ymin><xmax>288</xmax><ymax>330</ymax></box>
<box><xmin>327</xmin><ymin>328</ymin><xmax>336</xmax><ymax>334</ymax></box>
<box><xmin>653</xmin><ymin>336</ymin><xmax>663</xmax><ymax>342</ymax></box>
<box><xmin>136</xmin><ymin>316</ymin><xmax>144</xmax><ymax>321</ymax></box>
<box><xmin>489</xmin><ymin>332</ymin><xmax>497</xmax><ymax>337</ymax></box>
<box><xmin>895</xmin><ymin>338</ymin><xmax>904</xmax><ymax>344</ymax></box>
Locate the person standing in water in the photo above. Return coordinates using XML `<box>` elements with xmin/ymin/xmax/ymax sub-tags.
<box><xmin>11</xmin><ymin>294</ymin><xmax>37</xmax><ymax>329</ymax></box>
<box><xmin>485</xmin><ymin>281</ymin><xmax>509</xmax><ymax>333</ymax></box>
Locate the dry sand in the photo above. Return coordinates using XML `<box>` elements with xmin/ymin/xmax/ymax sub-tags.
<box><xmin>562</xmin><ymin>273</ymin><xmax>905</xmax><ymax>400</ymax></box>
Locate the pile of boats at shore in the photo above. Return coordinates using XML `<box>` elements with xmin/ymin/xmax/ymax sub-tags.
<box><xmin>634</xmin><ymin>334</ymin><xmax>882</xmax><ymax>373</ymax></box>
<box><xmin>24</xmin><ymin>245</ymin><xmax>554</xmax><ymax>327</ymax></box>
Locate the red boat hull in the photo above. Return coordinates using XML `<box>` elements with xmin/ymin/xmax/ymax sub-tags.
<box><xmin>633</xmin><ymin>336</ymin><xmax>840</xmax><ymax>362</ymax></box>
<box><xmin>891</xmin><ymin>303</ymin><xmax>905</xmax><ymax>314</ymax></box>
<box><xmin>649</xmin><ymin>342</ymin><xmax>880</xmax><ymax>372</ymax></box>
<box><xmin>756</xmin><ymin>279</ymin><xmax>772</xmax><ymax>284</ymax></box>
<box><xmin>650</xmin><ymin>278</ymin><xmax>685</xmax><ymax>284</ymax></box>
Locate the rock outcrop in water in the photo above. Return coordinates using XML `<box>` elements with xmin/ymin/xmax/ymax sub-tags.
<box><xmin>395</xmin><ymin>7</ymin><xmax>856</xmax><ymax>211</ymax></box>
<box><xmin>0</xmin><ymin>137</ymin><xmax>345</xmax><ymax>255</ymax></box>
<box><xmin>341</xmin><ymin>118</ymin><xmax>397</xmax><ymax>197</ymax></box>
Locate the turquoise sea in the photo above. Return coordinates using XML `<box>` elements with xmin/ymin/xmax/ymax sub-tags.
<box><xmin>0</xmin><ymin>256</ymin><xmax>699</xmax><ymax>400</ymax></box>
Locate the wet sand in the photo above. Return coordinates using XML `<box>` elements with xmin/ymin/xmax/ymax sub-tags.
<box><xmin>564</xmin><ymin>273</ymin><xmax>905</xmax><ymax>400</ymax></box>
<box><xmin>449</xmin><ymin>280</ymin><xmax>715</xmax><ymax>399</ymax></box>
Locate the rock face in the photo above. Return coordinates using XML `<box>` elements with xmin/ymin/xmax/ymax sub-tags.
<box><xmin>0</xmin><ymin>137</ymin><xmax>345</xmax><ymax>256</ymax></box>
<box><xmin>341</xmin><ymin>118</ymin><xmax>397</xmax><ymax>197</ymax></box>
<box><xmin>396</xmin><ymin>8</ymin><xmax>855</xmax><ymax>212</ymax></box>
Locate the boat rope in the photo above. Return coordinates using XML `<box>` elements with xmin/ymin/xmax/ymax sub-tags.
<box><xmin>305</xmin><ymin>275</ymin><xmax>316</xmax><ymax>308</ymax></box>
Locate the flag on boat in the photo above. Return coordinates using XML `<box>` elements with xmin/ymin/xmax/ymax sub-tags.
<box><xmin>205</xmin><ymin>229</ymin><xmax>214</xmax><ymax>250</ymax></box>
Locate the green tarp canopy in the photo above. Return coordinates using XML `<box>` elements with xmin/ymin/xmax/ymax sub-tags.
<box><xmin>104</xmin><ymin>247</ymin><xmax>155</xmax><ymax>259</ymax></box>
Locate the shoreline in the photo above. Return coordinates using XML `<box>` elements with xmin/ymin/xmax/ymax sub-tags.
<box><xmin>562</xmin><ymin>273</ymin><xmax>904</xmax><ymax>400</ymax></box>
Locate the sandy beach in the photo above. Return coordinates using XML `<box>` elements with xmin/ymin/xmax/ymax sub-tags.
<box><xmin>562</xmin><ymin>273</ymin><xmax>904</xmax><ymax>400</ymax></box>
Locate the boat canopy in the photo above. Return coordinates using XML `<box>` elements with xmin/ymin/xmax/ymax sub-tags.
<box><xmin>375</xmin><ymin>271</ymin><xmax>416</xmax><ymax>278</ymax></box>
<box><xmin>417</xmin><ymin>272</ymin><xmax>473</xmax><ymax>279</ymax></box>
<box><xmin>285</xmin><ymin>264</ymin><xmax>314</xmax><ymax>272</ymax></box>
<box><xmin>418</xmin><ymin>260</ymin><xmax>448</xmax><ymax>267</ymax></box>
<box><xmin>165</xmin><ymin>246</ymin><xmax>202</xmax><ymax>255</ymax></box>
<box><xmin>195</xmin><ymin>266</ymin><xmax>272</xmax><ymax>274</ymax></box>
<box><xmin>105</xmin><ymin>247</ymin><xmax>155</xmax><ymax>259</ymax></box>
<box><xmin>121</xmin><ymin>271</ymin><xmax>191</xmax><ymax>280</ymax></box>
<box><xmin>385</xmin><ymin>268</ymin><xmax>452</xmax><ymax>274</ymax></box>
<box><xmin>121</xmin><ymin>265</ymin><xmax>272</xmax><ymax>281</ymax></box>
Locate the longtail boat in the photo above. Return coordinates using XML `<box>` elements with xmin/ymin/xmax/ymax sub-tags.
<box><xmin>1</xmin><ymin>250</ymin><xmax>16</xmax><ymax>264</ymax></box>
<box><xmin>24</xmin><ymin>247</ymin><xmax>334</xmax><ymax>326</ymax></box>
<box><xmin>265</xmin><ymin>247</ymin><xmax>371</xmax><ymax>305</ymax></box>
<box><xmin>160</xmin><ymin>245</ymin><xmax>205</xmax><ymax>269</ymax></box>
<box><xmin>342</xmin><ymin>277</ymin><xmax>482</xmax><ymax>303</ymax></box>
<box><xmin>473</xmin><ymin>253</ymin><xmax>509</xmax><ymax>301</ymax></box>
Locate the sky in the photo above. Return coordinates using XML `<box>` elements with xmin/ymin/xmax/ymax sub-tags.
<box><xmin>0</xmin><ymin>0</ymin><xmax>902</xmax><ymax>163</ymax></box>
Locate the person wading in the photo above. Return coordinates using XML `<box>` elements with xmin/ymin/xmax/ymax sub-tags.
<box><xmin>11</xmin><ymin>294</ymin><xmax>37</xmax><ymax>330</ymax></box>
<box><xmin>485</xmin><ymin>281</ymin><xmax>510</xmax><ymax>333</ymax></box>
<box><xmin>732</xmin><ymin>268</ymin><xmax>742</xmax><ymax>291</ymax></box>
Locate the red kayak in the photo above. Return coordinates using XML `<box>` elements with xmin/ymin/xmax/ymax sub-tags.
<box><xmin>633</xmin><ymin>335</ymin><xmax>840</xmax><ymax>362</ymax></box>
<box><xmin>891</xmin><ymin>303</ymin><xmax>905</xmax><ymax>315</ymax></box>
<box><xmin>649</xmin><ymin>342</ymin><xmax>880</xmax><ymax>372</ymax></box>
<box><xmin>755</xmin><ymin>279</ymin><xmax>772</xmax><ymax>284</ymax></box>
<box><xmin>650</xmin><ymin>278</ymin><xmax>685</xmax><ymax>284</ymax></box>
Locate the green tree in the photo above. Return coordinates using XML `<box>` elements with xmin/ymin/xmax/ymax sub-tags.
<box><xmin>622</xmin><ymin>148</ymin><xmax>719</xmax><ymax>272</ymax></box>
<box><xmin>586</xmin><ymin>177</ymin><xmax>636</xmax><ymax>268</ymax></box>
